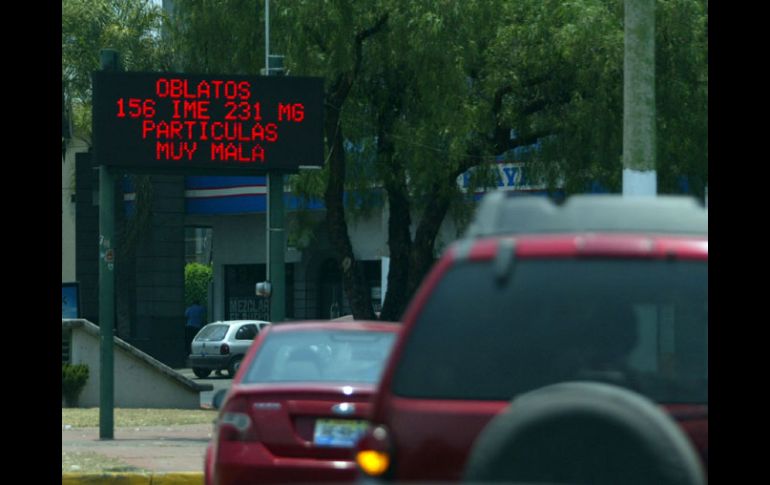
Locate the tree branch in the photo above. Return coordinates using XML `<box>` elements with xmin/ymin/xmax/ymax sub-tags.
<box><xmin>492</xmin><ymin>85</ymin><xmax>513</xmax><ymax>115</ymax></box>
<box><xmin>354</xmin><ymin>14</ymin><xmax>389</xmax><ymax>77</ymax></box>
<box><xmin>327</xmin><ymin>13</ymin><xmax>389</xmax><ymax>109</ymax></box>
<box><xmin>306</xmin><ymin>25</ymin><xmax>328</xmax><ymax>54</ymax></box>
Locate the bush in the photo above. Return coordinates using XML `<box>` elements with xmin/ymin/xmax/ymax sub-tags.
<box><xmin>62</xmin><ymin>363</ymin><xmax>89</xmax><ymax>407</ymax></box>
<box><xmin>185</xmin><ymin>262</ymin><xmax>213</xmax><ymax>307</ymax></box>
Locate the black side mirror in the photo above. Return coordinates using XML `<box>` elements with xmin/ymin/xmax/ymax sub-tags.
<box><xmin>212</xmin><ymin>389</ymin><xmax>228</xmax><ymax>410</ymax></box>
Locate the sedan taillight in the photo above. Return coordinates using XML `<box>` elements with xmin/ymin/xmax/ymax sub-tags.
<box><xmin>217</xmin><ymin>397</ymin><xmax>258</xmax><ymax>442</ymax></box>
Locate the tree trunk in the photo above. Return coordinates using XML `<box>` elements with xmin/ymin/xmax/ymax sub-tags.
<box><xmin>378</xmin><ymin>128</ymin><xmax>412</xmax><ymax>322</ymax></box>
<box><xmin>408</xmin><ymin>191</ymin><xmax>452</xmax><ymax>298</ymax></box>
<box><xmin>319</xmin><ymin>16</ymin><xmax>388</xmax><ymax>321</ymax></box>
<box><xmin>323</xmin><ymin>103</ymin><xmax>375</xmax><ymax>320</ymax></box>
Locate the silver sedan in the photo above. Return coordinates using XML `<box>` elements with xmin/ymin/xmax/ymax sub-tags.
<box><xmin>188</xmin><ymin>320</ymin><xmax>271</xmax><ymax>378</ymax></box>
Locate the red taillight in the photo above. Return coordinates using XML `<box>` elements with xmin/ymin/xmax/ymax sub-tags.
<box><xmin>355</xmin><ymin>425</ymin><xmax>392</xmax><ymax>477</ymax></box>
<box><xmin>217</xmin><ymin>397</ymin><xmax>258</xmax><ymax>442</ymax></box>
<box><xmin>220</xmin><ymin>343</ymin><xmax>230</xmax><ymax>355</ymax></box>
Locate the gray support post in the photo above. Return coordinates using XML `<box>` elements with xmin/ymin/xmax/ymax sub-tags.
<box><xmin>623</xmin><ymin>0</ymin><xmax>657</xmax><ymax>196</ymax></box>
<box><xmin>98</xmin><ymin>166</ymin><xmax>115</xmax><ymax>439</ymax></box>
<box><xmin>98</xmin><ymin>48</ymin><xmax>120</xmax><ymax>439</ymax></box>
<box><xmin>267</xmin><ymin>172</ymin><xmax>285</xmax><ymax>322</ymax></box>
<box><xmin>264</xmin><ymin>0</ymin><xmax>285</xmax><ymax>322</ymax></box>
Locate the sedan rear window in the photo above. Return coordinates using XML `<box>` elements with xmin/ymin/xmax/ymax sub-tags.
<box><xmin>194</xmin><ymin>324</ymin><xmax>229</xmax><ymax>342</ymax></box>
<box><xmin>242</xmin><ymin>330</ymin><xmax>397</xmax><ymax>384</ymax></box>
<box><xmin>393</xmin><ymin>259</ymin><xmax>707</xmax><ymax>404</ymax></box>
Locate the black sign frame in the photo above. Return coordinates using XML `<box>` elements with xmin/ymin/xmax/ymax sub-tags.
<box><xmin>92</xmin><ymin>71</ymin><xmax>324</xmax><ymax>174</ymax></box>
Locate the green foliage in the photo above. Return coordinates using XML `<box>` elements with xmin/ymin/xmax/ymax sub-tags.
<box><xmin>486</xmin><ymin>0</ymin><xmax>707</xmax><ymax>195</ymax></box>
<box><xmin>164</xmin><ymin>0</ymin><xmax>264</xmax><ymax>75</ymax></box>
<box><xmin>62</xmin><ymin>363</ymin><xmax>90</xmax><ymax>407</ymax></box>
<box><xmin>62</xmin><ymin>0</ymin><xmax>171</xmax><ymax>138</ymax></box>
<box><xmin>655</xmin><ymin>0</ymin><xmax>708</xmax><ymax>194</ymax></box>
<box><xmin>285</xmin><ymin>169</ymin><xmax>325</xmax><ymax>250</ymax></box>
<box><xmin>159</xmin><ymin>0</ymin><xmax>707</xmax><ymax>316</ymax></box>
<box><xmin>185</xmin><ymin>262</ymin><xmax>213</xmax><ymax>307</ymax></box>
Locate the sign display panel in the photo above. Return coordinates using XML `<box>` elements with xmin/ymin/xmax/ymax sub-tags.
<box><xmin>93</xmin><ymin>72</ymin><xmax>324</xmax><ymax>173</ymax></box>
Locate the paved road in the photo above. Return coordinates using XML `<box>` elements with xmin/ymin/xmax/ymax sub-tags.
<box><xmin>176</xmin><ymin>368</ymin><xmax>232</xmax><ymax>409</ymax></box>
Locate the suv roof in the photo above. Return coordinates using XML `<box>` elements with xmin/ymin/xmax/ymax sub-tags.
<box><xmin>465</xmin><ymin>193</ymin><xmax>707</xmax><ymax>238</ymax></box>
<box><xmin>210</xmin><ymin>320</ymin><xmax>271</xmax><ymax>325</ymax></box>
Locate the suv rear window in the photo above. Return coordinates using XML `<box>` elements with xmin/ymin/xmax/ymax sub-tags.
<box><xmin>243</xmin><ymin>330</ymin><xmax>397</xmax><ymax>384</ymax></box>
<box><xmin>194</xmin><ymin>324</ymin><xmax>229</xmax><ymax>342</ymax></box>
<box><xmin>393</xmin><ymin>259</ymin><xmax>707</xmax><ymax>404</ymax></box>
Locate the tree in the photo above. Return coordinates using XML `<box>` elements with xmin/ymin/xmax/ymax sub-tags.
<box><xmin>63</xmin><ymin>0</ymin><xmax>173</xmax><ymax>335</ymax></box>
<box><xmin>170</xmin><ymin>0</ymin><xmax>391</xmax><ymax>320</ymax></box>
<box><xmin>269</xmin><ymin>0</ymin><xmax>524</xmax><ymax>319</ymax></box>
<box><xmin>62</xmin><ymin>0</ymin><xmax>171</xmax><ymax>139</ymax></box>
<box><xmin>655</xmin><ymin>0</ymin><xmax>708</xmax><ymax>194</ymax></box>
<box><xmin>484</xmin><ymin>0</ymin><xmax>707</xmax><ymax>196</ymax></box>
<box><xmin>348</xmin><ymin>0</ymin><xmax>509</xmax><ymax>319</ymax></box>
<box><xmin>165</xmin><ymin>0</ymin><xmax>708</xmax><ymax>320</ymax></box>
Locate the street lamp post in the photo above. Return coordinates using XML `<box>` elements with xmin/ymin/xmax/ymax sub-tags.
<box><xmin>264</xmin><ymin>0</ymin><xmax>286</xmax><ymax>322</ymax></box>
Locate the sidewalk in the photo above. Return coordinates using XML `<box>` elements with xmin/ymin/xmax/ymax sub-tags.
<box><xmin>61</xmin><ymin>367</ymin><xmax>226</xmax><ymax>482</ymax></box>
<box><xmin>62</xmin><ymin>423</ymin><xmax>212</xmax><ymax>474</ymax></box>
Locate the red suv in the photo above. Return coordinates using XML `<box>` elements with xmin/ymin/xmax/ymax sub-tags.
<box><xmin>357</xmin><ymin>194</ymin><xmax>708</xmax><ymax>483</ymax></box>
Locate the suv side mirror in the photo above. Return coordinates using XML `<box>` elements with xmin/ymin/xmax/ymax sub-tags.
<box><xmin>212</xmin><ymin>389</ymin><xmax>228</xmax><ymax>410</ymax></box>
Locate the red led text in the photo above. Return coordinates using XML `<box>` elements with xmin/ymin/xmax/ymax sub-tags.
<box><xmin>114</xmin><ymin>77</ymin><xmax>308</xmax><ymax>165</ymax></box>
<box><xmin>278</xmin><ymin>103</ymin><xmax>304</xmax><ymax>122</ymax></box>
<box><xmin>211</xmin><ymin>143</ymin><xmax>265</xmax><ymax>163</ymax></box>
<box><xmin>156</xmin><ymin>78</ymin><xmax>250</xmax><ymax>100</ymax></box>
<box><xmin>157</xmin><ymin>142</ymin><xmax>198</xmax><ymax>161</ymax></box>
<box><xmin>116</xmin><ymin>98</ymin><xmax>156</xmax><ymax>118</ymax></box>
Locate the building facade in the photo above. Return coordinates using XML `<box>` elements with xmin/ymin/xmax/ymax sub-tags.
<box><xmin>63</xmin><ymin>142</ymin><xmax>554</xmax><ymax>367</ymax></box>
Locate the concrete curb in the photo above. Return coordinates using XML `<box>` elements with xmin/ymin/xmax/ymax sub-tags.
<box><xmin>62</xmin><ymin>472</ymin><xmax>203</xmax><ymax>485</ymax></box>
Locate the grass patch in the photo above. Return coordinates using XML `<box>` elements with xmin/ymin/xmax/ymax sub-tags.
<box><xmin>62</xmin><ymin>408</ymin><xmax>218</xmax><ymax>428</ymax></box>
<box><xmin>62</xmin><ymin>451</ymin><xmax>147</xmax><ymax>473</ymax></box>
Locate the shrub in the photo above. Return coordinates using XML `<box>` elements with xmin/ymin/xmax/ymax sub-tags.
<box><xmin>185</xmin><ymin>262</ymin><xmax>213</xmax><ymax>307</ymax></box>
<box><xmin>62</xmin><ymin>363</ymin><xmax>89</xmax><ymax>407</ymax></box>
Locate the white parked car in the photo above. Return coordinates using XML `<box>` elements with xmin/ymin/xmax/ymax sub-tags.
<box><xmin>188</xmin><ymin>320</ymin><xmax>271</xmax><ymax>378</ymax></box>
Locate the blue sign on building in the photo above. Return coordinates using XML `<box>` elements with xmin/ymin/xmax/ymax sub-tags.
<box><xmin>62</xmin><ymin>282</ymin><xmax>80</xmax><ymax>319</ymax></box>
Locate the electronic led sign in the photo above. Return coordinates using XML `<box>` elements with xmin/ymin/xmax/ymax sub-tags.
<box><xmin>93</xmin><ymin>72</ymin><xmax>324</xmax><ymax>173</ymax></box>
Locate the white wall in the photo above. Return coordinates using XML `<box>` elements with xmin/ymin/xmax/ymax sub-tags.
<box><xmin>62</xmin><ymin>138</ymin><xmax>88</xmax><ymax>282</ymax></box>
<box><xmin>186</xmin><ymin>212</ymin><xmax>306</xmax><ymax>321</ymax></box>
<box><xmin>347</xmin><ymin>209</ymin><xmax>388</xmax><ymax>260</ymax></box>
<box><xmin>68</xmin><ymin>320</ymin><xmax>204</xmax><ymax>409</ymax></box>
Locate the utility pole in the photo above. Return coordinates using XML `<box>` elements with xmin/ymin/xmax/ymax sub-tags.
<box><xmin>98</xmin><ymin>48</ymin><xmax>119</xmax><ymax>440</ymax></box>
<box><xmin>264</xmin><ymin>0</ymin><xmax>286</xmax><ymax>322</ymax></box>
<box><xmin>623</xmin><ymin>0</ymin><xmax>657</xmax><ymax>196</ymax></box>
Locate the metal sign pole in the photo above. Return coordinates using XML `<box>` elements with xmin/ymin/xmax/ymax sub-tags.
<box><xmin>267</xmin><ymin>171</ymin><xmax>285</xmax><ymax>322</ymax></box>
<box><xmin>264</xmin><ymin>0</ymin><xmax>285</xmax><ymax>322</ymax></box>
<box><xmin>98</xmin><ymin>49</ymin><xmax>119</xmax><ymax>440</ymax></box>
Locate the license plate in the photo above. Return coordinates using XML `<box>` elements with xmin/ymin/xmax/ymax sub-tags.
<box><xmin>313</xmin><ymin>419</ymin><xmax>368</xmax><ymax>448</ymax></box>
